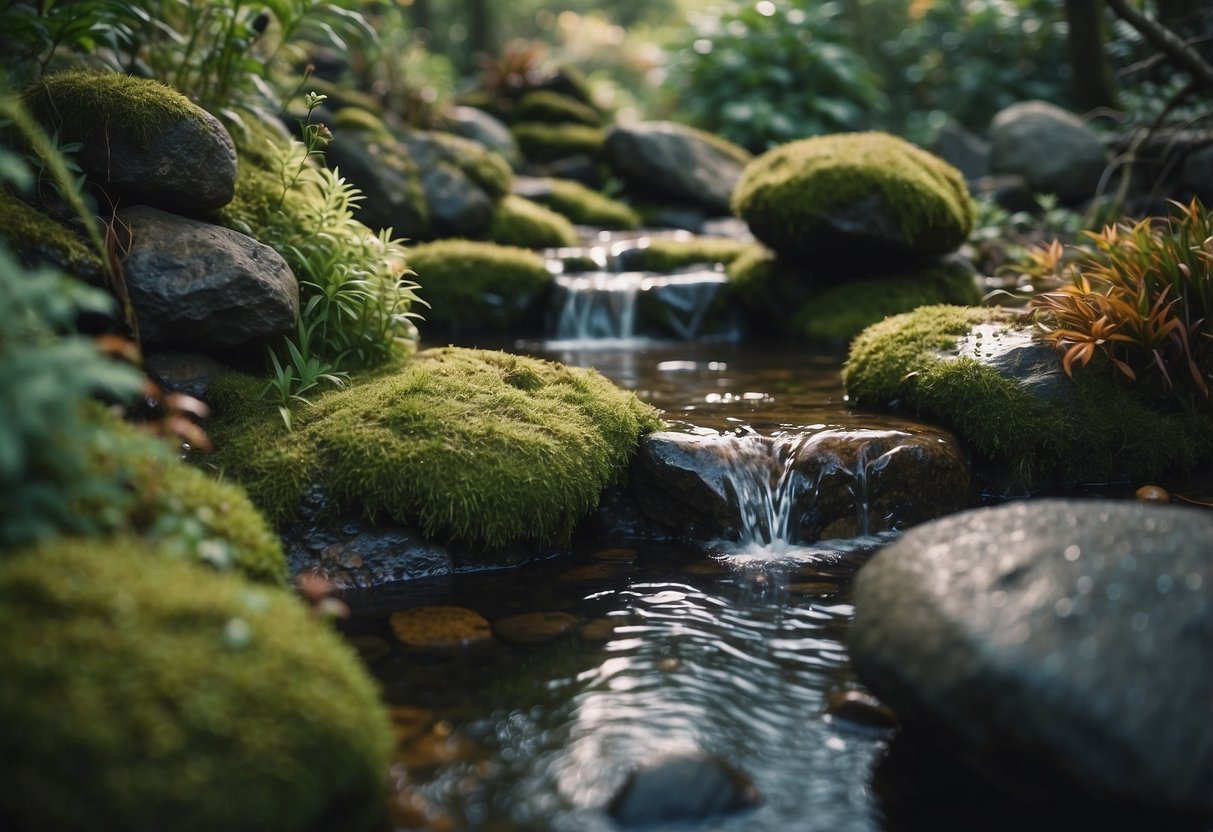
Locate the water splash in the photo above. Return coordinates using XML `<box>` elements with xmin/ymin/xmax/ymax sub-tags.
<box><xmin>550</xmin><ymin>271</ymin><xmax>730</xmax><ymax>342</ymax></box>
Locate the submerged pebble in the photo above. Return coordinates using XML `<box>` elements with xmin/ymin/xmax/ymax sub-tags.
<box><xmin>493</xmin><ymin>611</ymin><xmax>580</xmax><ymax>645</ymax></box>
<box><xmin>389</xmin><ymin>606</ymin><xmax>493</xmax><ymax>650</ymax></box>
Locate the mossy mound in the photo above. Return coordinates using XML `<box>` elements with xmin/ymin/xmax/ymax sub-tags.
<box><xmin>794</xmin><ymin>260</ymin><xmax>982</xmax><ymax>342</ymax></box>
<box><xmin>0</xmin><ymin>194</ymin><xmax>103</xmax><ymax>281</ymax></box>
<box><xmin>527</xmin><ymin>178</ymin><xmax>639</xmax><ymax>229</ymax></box>
<box><xmin>513</xmin><ymin>122</ymin><xmax>606</xmax><ymax>163</ymax></box>
<box><xmin>426</xmin><ymin>131</ymin><xmax>514</xmax><ymax>199</ymax></box>
<box><xmin>516</xmin><ymin>90</ymin><xmax>602</xmax><ymax>127</ymax></box>
<box><xmin>0</xmin><ymin>539</ymin><xmax>391</xmax><ymax>832</ymax></box>
<box><xmin>208</xmin><ymin>348</ymin><xmax>663</xmax><ymax>549</ymax></box>
<box><xmin>631</xmin><ymin>237</ymin><xmax>752</xmax><ymax>272</ymax></box>
<box><xmin>487</xmin><ymin>194</ymin><xmax>579</xmax><ymax>248</ymax></box>
<box><xmin>732</xmin><ymin>132</ymin><xmax>973</xmax><ymax>262</ymax></box>
<box><xmin>408</xmin><ymin>240</ymin><xmax>551</xmax><ymax>334</ymax></box>
<box><xmin>23</xmin><ymin>70</ymin><xmax>199</xmax><ymax>147</ymax></box>
<box><xmin>844</xmin><ymin>306</ymin><xmax>1213</xmax><ymax>488</ymax></box>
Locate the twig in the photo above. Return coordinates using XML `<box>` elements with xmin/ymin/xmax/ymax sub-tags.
<box><xmin>1104</xmin><ymin>0</ymin><xmax>1213</xmax><ymax>91</ymax></box>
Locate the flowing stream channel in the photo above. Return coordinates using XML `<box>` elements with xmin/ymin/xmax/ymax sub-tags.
<box><xmin>342</xmin><ymin>237</ymin><xmax>961</xmax><ymax>830</ymax></box>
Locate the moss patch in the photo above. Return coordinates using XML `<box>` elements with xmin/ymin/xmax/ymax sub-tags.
<box><xmin>408</xmin><ymin>240</ymin><xmax>551</xmax><ymax>334</ymax></box>
<box><xmin>0</xmin><ymin>194</ymin><xmax>103</xmax><ymax>279</ymax></box>
<box><xmin>208</xmin><ymin>348</ymin><xmax>663</xmax><ymax>550</ymax></box>
<box><xmin>512</xmin><ymin>122</ymin><xmax>605</xmax><ymax>162</ymax></box>
<box><xmin>24</xmin><ymin>70</ymin><xmax>202</xmax><ymax>148</ymax></box>
<box><xmin>732</xmin><ymin>132</ymin><xmax>973</xmax><ymax>260</ymax></box>
<box><xmin>516</xmin><ymin>90</ymin><xmax>602</xmax><ymax>127</ymax></box>
<box><xmin>428</xmin><ymin>131</ymin><xmax>514</xmax><ymax>199</ymax></box>
<box><xmin>0</xmin><ymin>539</ymin><xmax>390</xmax><ymax>832</ymax></box>
<box><xmin>631</xmin><ymin>237</ymin><xmax>752</xmax><ymax>272</ymax></box>
<box><xmin>487</xmin><ymin>194</ymin><xmax>579</xmax><ymax>248</ymax></box>
<box><xmin>529</xmin><ymin>178</ymin><xmax>639</xmax><ymax>229</ymax></box>
<box><xmin>844</xmin><ymin>305</ymin><xmax>1213</xmax><ymax>487</ymax></box>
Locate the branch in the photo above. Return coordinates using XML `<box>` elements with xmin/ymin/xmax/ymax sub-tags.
<box><xmin>1104</xmin><ymin>0</ymin><xmax>1213</xmax><ymax>92</ymax></box>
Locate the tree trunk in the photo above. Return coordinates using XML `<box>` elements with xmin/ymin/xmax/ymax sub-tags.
<box><xmin>1064</xmin><ymin>0</ymin><xmax>1120</xmax><ymax>111</ymax></box>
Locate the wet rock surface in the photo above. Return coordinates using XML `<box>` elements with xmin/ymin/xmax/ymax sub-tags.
<box><xmin>603</xmin><ymin>121</ymin><xmax>748</xmax><ymax>214</ymax></box>
<box><xmin>607</xmin><ymin>751</ymin><xmax>761</xmax><ymax>826</ymax></box>
<box><xmin>119</xmin><ymin>206</ymin><xmax>297</xmax><ymax>348</ymax></box>
<box><xmin>849</xmin><ymin>499</ymin><xmax>1213</xmax><ymax>815</ymax></box>
<box><xmin>628</xmin><ymin>426</ymin><xmax>975</xmax><ymax>544</ymax></box>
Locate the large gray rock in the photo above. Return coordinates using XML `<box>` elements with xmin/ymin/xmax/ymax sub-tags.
<box><xmin>850</xmin><ymin>500</ymin><xmax>1213</xmax><ymax>814</ymax></box>
<box><xmin>400</xmin><ymin>131</ymin><xmax>498</xmax><ymax>238</ymax></box>
<box><xmin>444</xmin><ymin>105</ymin><xmax>522</xmax><ymax>168</ymax></box>
<box><xmin>607</xmin><ymin>751</ymin><xmax>760</xmax><ymax>827</ymax></box>
<box><xmin>325</xmin><ymin>132</ymin><xmax>431</xmax><ymax>240</ymax></box>
<box><xmin>603</xmin><ymin>122</ymin><xmax>750</xmax><ymax>215</ymax></box>
<box><xmin>120</xmin><ymin>206</ymin><xmax>298</xmax><ymax>348</ymax></box>
<box><xmin>628</xmin><ymin>426</ymin><xmax>974</xmax><ymax>544</ymax></box>
<box><xmin>989</xmin><ymin>101</ymin><xmax>1109</xmax><ymax>204</ymax></box>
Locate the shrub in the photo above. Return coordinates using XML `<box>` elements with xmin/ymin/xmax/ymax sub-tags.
<box><xmin>0</xmin><ymin>539</ymin><xmax>391</xmax><ymax>832</ymax></box>
<box><xmin>207</xmin><ymin>347</ymin><xmax>662</xmax><ymax>549</ymax></box>
<box><xmin>487</xmin><ymin>194</ymin><xmax>579</xmax><ymax>248</ymax></box>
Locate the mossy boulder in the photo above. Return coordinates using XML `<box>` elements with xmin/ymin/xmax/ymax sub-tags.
<box><xmin>627</xmin><ymin>237</ymin><xmax>752</xmax><ymax>273</ymax></box>
<box><xmin>516</xmin><ymin>90</ymin><xmax>602</xmax><ymax>127</ymax></box>
<box><xmin>486</xmin><ymin>194</ymin><xmax>579</xmax><ymax>248</ymax></box>
<box><xmin>207</xmin><ymin>348</ymin><xmax>662</xmax><ymax>550</ymax></box>
<box><xmin>843</xmin><ymin>305</ymin><xmax>1213</xmax><ymax>489</ymax></box>
<box><xmin>408</xmin><ymin>240</ymin><xmax>552</xmax><ymax>335</ymax></box>
<box><xmin>732</xmin><ymin>132</ymin><xmax>973</xmax><ymax>262</ymax></box>
<box><xmin>0</xmin><ymin>195</ymin><xmax>103</xmax><ymax>283</ymax></box>
<box><xmin>513</xmin><ymin>122</ymin><xmax>606</xmax><ymax>163</ymax></box>
<box><xmin>516</xmin><ymin>177</ymin><xmax>640</xmax><ymax>229</ymax></box>
<box><xmin>0</xmin><ymin>539</ymin><xmax>391</xmax><ymax>832</ymax></box>
<box><xmin>23</xmin><ymin>71</ymin><xmax>237</xmax><ymax>215</ymax></box>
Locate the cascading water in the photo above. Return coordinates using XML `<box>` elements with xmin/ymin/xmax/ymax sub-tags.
<box><xmin>714</xmin><ymin>432</ymin><xmax>805</xmax><ymax>552</ymax></box>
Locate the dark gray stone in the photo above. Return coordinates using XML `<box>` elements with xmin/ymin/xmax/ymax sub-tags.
<box><xmin>603</xmin><ymin>122</ymin><xmax>749</xmax><ymax>215</ymax></box>
<box><xmin>607</xmin><ymin>751</ymin><xmax>760</xmax><ymax>826</ymax></box>
<box><xmin>989</xmin><ymin>100</ymin><xmax>1109</xmax><ymax>204</ymax></box>
<box><xmin>79</xmin><ymin>106</ymin><xmax>237</xmax><ymax>215</ymax></box>
<box><xmin>120</xmin><ymin>206</ymin><xmax>297</xmax><ymax>348</ymax></box>
<box><xmin>144</xmin><ymin>350</ymin><xmax>226</xmax><ymax>400</ymax></box>
<box><xmin>628</xmin><ymin>426</ymin><xmax>974</xmax><ymax>544</ymax></box>
<box><xmin>954</xmin><ymin>323</ymin><xmax>1072</xmax><ymax>401</ymax></box>
<box><xmin>325</xmin><ymin>133</ymin><xmax>431</xmax><ymax>240</ymax></box>
<box><xmin>932</xmin><ymin>120</ymin><xmax>990</xmax><ymax>181</ymax></box>
<box><xmin>400</xmin><ymin>131</ymin><xmax>497</xmax><ymax>238</ymax></box>
<box><xmin>850</xmin><ymin>499</ymin><xmax>1213</xmax><ymax>815</ymax></box>
<box><xmin>445</xmin><ymin>105</ymin><xmax>521</xmax><ymax>168</ymax></box>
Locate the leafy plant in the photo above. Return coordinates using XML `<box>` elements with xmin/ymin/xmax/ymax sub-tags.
<box><xmin>1026</xmin><ymin>198</ymin><xmax>1213</xmax><ymax>399</ymax></box>
<box><xmin>0</xmin><ymin>0</ymin><xmax>138</xmax><ymax>86</ymax></box>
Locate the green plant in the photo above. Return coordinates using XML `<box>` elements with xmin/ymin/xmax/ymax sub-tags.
<box><xmin>666</xmin><ymin>0</ymin><xmax>882</xmax><ymax>152</ymax></box>
<box><xmin>1026</xmin><ymin>198</ymin><xmax>1213</xmax><ymax>399</ymax></box>
<box><xmin>0</xmin><ymin>0</ymin><xmax>138</xmax><ymax>86</ymax></box>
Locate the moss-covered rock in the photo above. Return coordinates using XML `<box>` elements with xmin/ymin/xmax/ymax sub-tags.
<box><xmin>629</xmin><ymin>237</ymin><xmax>752</xmax><ymax>272</ymax></box>
<box><xmin>794</xmin><ymin>260</ymin><xmax>982</xmax><ymax>342</ymax></box>
<box><xmin>516</xmin><ymin>90</ymin><xmax>602</xmax><ymax>127</ymax></box>
<box><xmin>0</xmin><ymin>539</ymin><xmax>391</xmax><ymax>832</ymax></box>
<box><xmin>844</xmin><ymin>305</ymin><xmax>1213</xmax><ymax>488</ymax></box>
<box><xmin>732</xmin><ymin>132</ymin><xmax>973</xmax><ymax>262</ymax></box>
<box><xmin>512</xmin><ymin>122</ymin><xmax>606</xmax><ymax>163</ymax></box>
<box><xmin>208</xmin><ymin>348</ymin><xmax>663</xmax><ymax>550</ymax></box>
<box><xmin>24</xmin><ymin>70</ymin><xmax>237</xmax><ymax>214</ymax></box>
<box><xmin>486</xmin><ymin>194</ymin><xmax>579</xmax><ymax>248</ymax></box>
<box><xmin>408</xmin><ymin>240</ymin><xmax>552</xmax><ymax>334</ymax></box>
<box><xmin>0</xmin><ymin>194</ymin><xmax>103</xmax><ymax>282</ymax></box>
<box><xmin>523</xmin><ymin>178</ymin><xmax>639</xmax><ymax>229</ymax></box>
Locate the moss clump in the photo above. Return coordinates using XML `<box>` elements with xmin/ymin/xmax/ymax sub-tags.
<box><xmin>0</xmin><ymin>194</ymin><xmax>103</xmax><ymax>280</ymax></box>
<box><xmin>512</xmin><ymin>122</ymin><xmax>606</xmax><ymax>162</ymax></box>
<box><xmin>529</xmin><ymin>178</ymin><xmax>639</xmax><ymax>229</ymax></box>
<box><xmin>631</xmin><ymin>237</ymin><xmax>752</xmax><ymax>272</ymax></box>
<box><xmin>732</xmin><ymin>132</ymin><xmax>973</xmax><ymax>260</ymax></box>
<box><xmin>208</xmin><ymin>347</ymin><xmax>663</xmax><ymax>549</ymax></box>
<box><xmin>795</xmin><ymin>261</ymin><xmax>982</xmax><ymax>342</ymax></box>
<box><xmin>0</xmin><ymin>539</ymin><xmax>391</xmax><ymax>832</ymax></box>
<box><xmin>428</xmin><ymin>131</ymin><xmax>514</xmax><ymax>199</ymax></box>
<box><xmin>487</xmin><ymin>194</ymin><xmax>579</xmax><ymax>248</ymax></box>
<box><xmin>407</xmin><ymin>240</ymin><xmax>552</xmax><ymax>334</ymax></box>
<box><xmin>23</xmin><ymin>70</ymin><xmax>202</xmax><ymax>148</ymax></box>
<box><xmin>516</xmin><ymin>90</ymin><xmax>602</xmax><ymax>127</ymax></box>
<box><xmin>844</xmin><ymin>305</ymin><xmax>1213</xmax><ymax>487</ymax></box>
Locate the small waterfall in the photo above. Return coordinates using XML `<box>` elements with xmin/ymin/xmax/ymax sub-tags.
<box><xmin>552</xmin><ymin>272</ymin><xmax>644</xmax><ymax>341</ymax></box>
<box><xmin>713</xmin><ymin>432</ymin><xmax>806</xmax><ymax>553</ymax></box>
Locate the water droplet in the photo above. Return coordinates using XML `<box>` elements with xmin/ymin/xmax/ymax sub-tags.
<box><xmin>1185</xmin><ymin>573</ymin><xmax>1203</xmax><ymax>591</ymax></box>
<box><xmin>223</xmin><ymin>618</ymin><xmax>251</xmax><ymax>648</ymax></box>
<box><xmin>1156</xmin><ymin>574</ymin><xmax>1174</xmax><ymax>594</ymax></box>
<box><xmin>1105</xmin><ymin>583</ymin><xmax>1123</xmax><ymax>602</ymax></box>
<box><xmin>1131</xmin><ymin>612</ymin><xmax>1149</xmax><ymax>632</ymax></box>
<box><xmin>1054</xmin><ymin>597</ymin><xmax>1074</xmax><ymax>618</ymax></box>
<box><xmin>1076</xmin><ymin>576</ymin><xmax>1094</xmax><ymax>594</ymax></box>
<box><xmin>1064</xmin><ymin>545</ymin><xmax>1081</xmax><ymax>562</ymax></box>
<box><xmin>824</xmin><ymin>736</ymin><xmax>846</xmax><ymax>751</ymax></box>
<box><xmin>990</xmin><ymin>591</ymin><xmax>1007</xmax><ymax>608</ymax></box>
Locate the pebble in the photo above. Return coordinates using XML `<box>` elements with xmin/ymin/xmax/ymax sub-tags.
<box><xmin>823</xmin><ymin>689</ymin><xmax>898</xmax><ymax>734</ymax></box>
<box><xmin>389</xmin><ymin>606</ymin><xmax>493</xmax><ymax>650</ymax></box>
<box><xmin>591</xmin><ymin>547</ymin><xmax>638</xmax><ymax>562</ymax></box>
<box><xmin>1135</xmin><ymin>485</ymin><xmax>1171</xmax><ymax>503</ymax></box>
<box><xmin>493</xmin><ymin>611</ymin><xmax>580</xmax><ymax>645</ymax></box>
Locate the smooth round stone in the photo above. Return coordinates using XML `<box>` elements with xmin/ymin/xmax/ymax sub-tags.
<box><xmin>493</xmin><ymin>611</ymin><xmax>580</xmax><ymax>645</ymax></box>
<box><xmin>581</xmin><ymin>617</ymin><xmax>624</xmax><ymax>642</ymax></box>
<box><xmin>608</xmin><ymin>751</ymin><xmax>761</xmax><ymax>826</ymax></box>
<box><xmin>1135</xmin><ymin>484</ymin><xmax>1170</xmax><ymax>503</ymax></box>
<box><xmin>389</xmin><ymin>606</ymin><xmax>493</xmax><ymax>650</ymax></box>
<box><xmin>824</xmin><ymin>689</ymin><xmax>898</xmax><ymax>734</ymax></box>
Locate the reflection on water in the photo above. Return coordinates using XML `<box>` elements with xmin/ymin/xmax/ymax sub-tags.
<box><xmin>346</xmin><ymin>539</ymin><xmax>889</xmax><ymax>831</ymax></box>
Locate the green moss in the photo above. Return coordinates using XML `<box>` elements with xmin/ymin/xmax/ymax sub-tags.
<box><xmin>632</xmin><ymin>237</ymin><xmax>752</xmax><ymax>272</ymax></box>
<box><xmin>843</xmin><ymin>305</ymin><xmax>1213</xmax><ymax>487</ymax></box>
<box><xmin>408</xmin><ymin>240</ymin><xmax>552</xmax><ymax>333</ymax></box>
<box><xmin>429</xmin><ymin>131</ymin><xmax>514</xmax><ymax>199</ymax></box>
<box><xmin>795</xmin><ymin>261</ymin><xmax>982</xmax><ymax>341</ymax></box>
<box><xmin>24</xmin><ymin>70</ymin><xmax>203</xmax><ymax>148</ymax></box>
<box><xmin>683</xmin><ymin>123</ymin><xmax>753</xmax><ymax>168</ymax></box>
<box><xmin>0</xmin><ymin>539</ymin><xmax>390</xmax><ymax>832</ymax></box>
<box><xmin>516</xmin><ymin>90</ymin><xmax>602</xmax><ymax>127</ymax></box>
<box><xmin>208</xmin><ymin>347</ymin><xmax>662</xmax><ymax>549</ymax></box>
<box><xmin>487</xmin><ymin>194</ymin><xmax>579</xmax><ymax>248</ymax></box>
<box><xmin>732</xmin><ymin>131</ymin><xmax>973</xmax><ymax>260</ymax></box>
<box><xmin>529</xmin><ymin>178</ymin><xmax>639</xmax><ymax>229</ymax></box>
<box><xmin>0</xmin><ymin>194</ymin><xmax>103</xmax><ymax>278</ymax></box>
<box><xmin>332</xmin><ymin>106</ymin><xmax>396</xmax><ymax>142</ymax></box>
<box><xmin>512</xmin><ymin>122</ymin><xmax>605</xmax><ymax>162</ymax></box>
